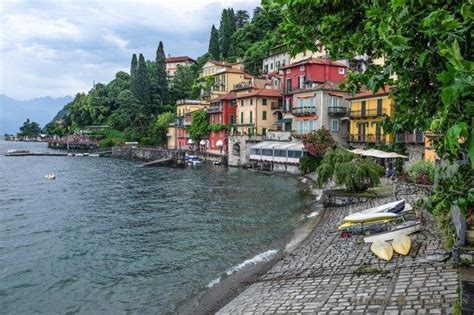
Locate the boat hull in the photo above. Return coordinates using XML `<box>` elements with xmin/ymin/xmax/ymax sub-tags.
<box><xmin>343</xmin><ymin>200</ymin><xmax>405</xmax><ymax>222</ymax></box>
<box><xmin>364</xmin><ymin>222</ymin><xmax>421</xmax><ymax>243</ymax></box>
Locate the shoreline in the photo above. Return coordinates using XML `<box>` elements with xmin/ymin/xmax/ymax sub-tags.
<box><xmin>179</xmin><ymin>176</ymin><xmax>325</xmax><ymax>315</ymax></box>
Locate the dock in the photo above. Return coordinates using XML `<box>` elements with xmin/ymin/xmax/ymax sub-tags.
<box><xmin>5</xmin><ymin>151</ymin><xmax>111</xmax><ymax>157</ymax></box>
<box><xmin>142</xmin><ymin>157</ymin><xmax>173</xmax><ymax>167</ymax></box>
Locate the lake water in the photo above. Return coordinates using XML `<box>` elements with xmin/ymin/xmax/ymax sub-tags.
<box><xmin>0</xmin><ymin>141</ymin><xmax>311</xmax><ymax>314</ymax></box>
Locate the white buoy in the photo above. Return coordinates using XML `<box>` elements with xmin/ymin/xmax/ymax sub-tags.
<box><xmin>45</xmin><ymin>174</ymin><xmax>56</xmax><ymax>180</ymax></box>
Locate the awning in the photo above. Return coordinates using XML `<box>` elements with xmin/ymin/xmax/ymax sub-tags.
<box><xmin>188</xmin><ymin>139</ymin><xmax>194</xmax><ymax>144</ymax></box>
<box><xmin>199</xmin><ymin>140</ymin><xmax>207</xmax><ymax>145</ymax></box>
<box><xmin>216</xmin><ymin>140</ymin><xmax>223</xmax><ymax>147</ymax></box>
<box><xmin>348</xmin><ymin>148</ymin><xmax>408</xmax><ymax>159</ymax></box>
<box><xmin>251</xmin><ymin>140</ymin><xmax>304</xmax><ymax>151</ymax></box>
<box><xmin>274</xmin><ymin>118</ymin><xmax>292</xmax><ymax>125</ymax></box>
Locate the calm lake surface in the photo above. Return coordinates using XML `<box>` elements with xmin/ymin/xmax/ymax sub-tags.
<box><xmin>0</xmin><ymin>140</ymin><xmax>311</xmax><ymax>314</ymax></box>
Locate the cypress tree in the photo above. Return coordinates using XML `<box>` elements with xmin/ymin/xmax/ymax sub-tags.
<box><xmin>219</xmin><ymin>8</ymin><xmax>236</xmax><ymax>59</ymax></box>
<box><xmin>208</xmin><ymin>25</ymin><xmax>220</xmax><ymax>60</ymax></box>
<box><xmin>235</xmin><ymin>10</ymin><xmax>250</xmax><ymax>28</ymax></box>
<box><xmin>134</xmin><ymin>53</ymin><xmax>152</xmax><ymax>108</ymax></box>
<box><xmin>155</xmin><ymin>41</ymin><xmax>168</xmax><ymax>105</ymax></box>
<box><xmin>130</xmin><ymin>53</ymin><xmax>139</xmax><ymax>99</ymax></box>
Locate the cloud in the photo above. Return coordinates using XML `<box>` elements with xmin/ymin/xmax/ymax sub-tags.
<box><xmin>0</xmin><ymin>0</ymin><xmax>259</xmax><ymax>99</ymax></box>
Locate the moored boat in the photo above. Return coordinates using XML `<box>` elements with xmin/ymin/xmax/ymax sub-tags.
<box><xmin>343</xmin><ymin>200</ymin><xmax>405</xmax><ymax>223</ymax></box>
<box><xmin>363</xmin><ymin>221</ymin><xmax>421</xmax><ymax>243</ymax></box>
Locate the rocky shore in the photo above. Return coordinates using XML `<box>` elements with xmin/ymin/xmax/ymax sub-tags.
<box><xmin>217</xmin><ymin>187</ymin><xmax>458</xmax><ymax>314</ymax></box>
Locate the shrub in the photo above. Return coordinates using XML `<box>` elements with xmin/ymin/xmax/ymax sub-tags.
<box><xmin>408</xmin><ymin>160</ymin><xmax>435</xmax><ymax>185</ymax></box>
<box><xmin>299</xmin><ymin>156</ymin><xmax>320</xmax><ymax>174</ymax></box>
<box><xmin>301</xmin><ymin>128</ymin><xmax>336</xmax><ymax>157</ymax></box>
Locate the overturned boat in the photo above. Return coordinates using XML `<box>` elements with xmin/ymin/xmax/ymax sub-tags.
<box><xmin>343</xmin><ymin>199</ymin><xmax>406</xmax><ymax>223</ymax></box>
<box><xmin>363</xmin><ymin>220</ymin><xmax>421</xmax><ymax>243</ymax></box>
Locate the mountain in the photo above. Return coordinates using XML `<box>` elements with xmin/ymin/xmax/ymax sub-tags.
<box><xmin>0</xmin><ymin>94</ymin><xmax>73</xmax><ymax>134</ymax></box>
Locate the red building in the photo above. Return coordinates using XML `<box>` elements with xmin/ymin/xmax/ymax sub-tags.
<box><xmin>206</xmin><ymin>92</ymin><xmax>237</xmax><ymax>154</ymax></box>
<box><xmin>282</xmin><ymin>58</ymin><xmax>347</xmax><ymax>112</ymax></box>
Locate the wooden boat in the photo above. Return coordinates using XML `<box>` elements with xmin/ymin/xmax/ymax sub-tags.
<box><xmin>363</xmin><ymin>221</ymin><xmax>421</xmax><ymax>243</ymax></box>
<box><xmin>392</xmin><ymin>234</ymin><xmax>412</xmax><ymax>255</ymax></box>
<box><xmin>370</xmin><ymin>241</ymin><xmax>393</xmax><ymax>261</ymax></box>
<box><xmin>343</xmin><ymin>200</ymin><xmax>405</xmax><ymax>223</ymax></box>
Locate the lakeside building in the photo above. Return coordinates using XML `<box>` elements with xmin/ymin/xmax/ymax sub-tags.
<box><xmin>168</xmin><ymin>99</ymin><xmax>208</xmax><ymax>150</ymax></box>
<box><xmin>206</xmin><ymin>91</ymin><xmax>237</xmax><ymax>155</ymax></box>
<box><xmin>280</xmin><ymin>58</ymin><xmax>347</xmax><ymax>133</ymax></box>
<box><xmin>290</xmin><ymin>81</ymin><xmax>350</xmax><ymax>144</ymax></box>
<box><xmin>262</xmin><ymin>44</ymin><xmax>290</xmax><ymax>74</ymax></box>
<box><xmin>165</xmin><ymin>56</ymin><xmax>196</xmax><ymax>79</ymax></box>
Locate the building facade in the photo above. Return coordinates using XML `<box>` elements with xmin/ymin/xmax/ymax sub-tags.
<box><xmin>165</xmin><ymin>56</ymin><xmax>196</xmax><ymax>79</ymax></box>
<box><xmin>169</xmin><ymin>99</ymin><xmax>208</xmax><ymax>150</ymax></box>
<box><xmin>206</xmin><ymin>92</ymin><xmax>237</xmax><ymax>155</ymax></box>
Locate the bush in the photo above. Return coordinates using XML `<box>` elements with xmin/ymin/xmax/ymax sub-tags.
<box><xmin>99</xmin><ymin>137</ymin><xmax>124</xmax><ymax>148</ymax></box>
<box><xmin>408</xmin><ymin>160</ymin><xmax>435</xmax><ymax>185</ymax></box>
<box><xmin>299</xmin><ymin>156</ymin><xmax>320</xmax><ymax>174</ymax></box>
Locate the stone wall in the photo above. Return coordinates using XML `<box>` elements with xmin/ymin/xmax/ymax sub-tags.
<box><xmin>228</xmin><ymin>135</ymin><xmax>263</xmax><ymax>167</ymax></box>
<box><xmin>112</xmin><ymin>146</ymin><xmax>170</xmax><ymax>162</ymax></box>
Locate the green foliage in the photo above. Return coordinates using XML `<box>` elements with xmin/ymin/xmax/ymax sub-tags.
<box><xmin>169</xmin><ymin>65</ymin><xmax>197</xmax><ymax>103</ymax></box>
<box><xmin>269</xmin><ymin>0</ymin><xmax>473</xmax><ymax>245</ymax></box>
<box><xmin>18</xmin><ymin>118</ymin><xmax>41</xmax><ymax>137</ymax></box>
<box><xmin>301</xmin><ymin>127</ymin><xmax>336</xmax><ymax>157</ymax></box>
<box><xmin>235</xmin><ymin>10</ymin><xmax>250</xmax><ymax>28</ymax></box>
<box><xmin>133</xmin><ymin>54</ymin><xmax>152</xmax><ymax>108</ymax></box>
<box><xmin>219</xmin><ymin>8</ymin><xmax>236</xmax><ymax>59</ymax></box>
<box><xmin>97</xmin><ymin>129</ymin><xmax>125</xmax><ymax>148</ymax></box>
<box><xmin>189</xmin><ymin>111</ymin><xmax>209</xmax><ymax>143</ymax></box>
<box><xmin>208</xmin><ymin>25</ymin><xmax>220</xmax><ymax>60</ymax></box>
<box><xmin>408</xmin><ymin>160</ymin><xmax>435</xmax><ymax>184</ymax></box>
<box><xmin>149</xmin><ymin>112</ymin><xmax>176</xmax><ymax>146</ymax></box>
<box><xmin>155</xmin><ymin>41</ymin><xmax>168</xmax><ymax>105</ymax></box>
<box><xmin>316</xmin><ymin>147</ymin><xmax>382</xmax><ymax>192</ymax></box>
<box><xmin>209</xmin><ymin>124</ymin><xmax>231</xmax><ymax>132</ymax></box>
<box><xmin>298</xmin><ymin>156</ymin><xmax>320</xmax><ymax>175</ymax></box>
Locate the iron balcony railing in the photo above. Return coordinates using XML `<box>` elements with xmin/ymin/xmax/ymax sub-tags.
<box><xmin>395</xmin><ymin>131</ymin><xmax>425</xmax><ymax>144</ymax></box>
<box><xmin>348</xmin><ymin>134</ymin><xmax>387</xmax><ymax>143</ymax></box>
<box><xmin>207</xmin><ymin>106</ymin><xmax>222</xmax><ymax>113</ymax></box>
<box><xmin>292</xmin><ymin>106</ymin><xmax>317</xmax><ymax>116</ymax></box>
<box><xmin>349</xmin><ymin>108</ymin><xmax>387</xmax><ymax>118</ymax></box>
<box><xmin>328</xmin><ymin>106</ymin><xmax>347</xmax><ymax>116</ymax></box>
<box><xmin>271</xmin><ymin>102</ymin><xmax>283</xmax><ymax>110</ymax></box>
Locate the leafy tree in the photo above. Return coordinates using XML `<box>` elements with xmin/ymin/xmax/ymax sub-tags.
<box><xmin>149</xmin><ymin>112</ymin><xmax>176</xmax><ymax>146</ymax></box>
<box><xmin>18</xmin><ymin>119</ymin><xmax>41</xmax><ymax>137</ymax></box>
<box><xmin>169</xmin><ymin>65</ymin><xmax>197</xmax><ymax>103</ymax></box>
<box><xmin>270</xmin><ymin>0</ymin><xmax>473</xmax><ymax>245</ymax></box>
<box><xmin>235</xmin><ymin>10</ymin><xmax>250</xmax><ymax>28</ymax></box>
<box><xmin>189</xmin><ymin>110</ymin><xmax>209</xmax><ymax>144</ymax></box>
<box><xmin>408</xmin><ymin>160</ymin><xmax>435</xmax><ymax>185</ymax></box>
<box><xmin>316</xmin><ymin>147</ymin><xmax>383</xmax><ymax>192</ymax></box>
<box><xmin>107</xmin><ymin>71</ymin><xmax>130</xmax><ymax>110</ymax></box>
<box><xmin>208</xmin><ymin>25</ymin><xmax>220</xmax><ymax>61</ymax></box>
<box><xmin>252</xmin><ymin>7</ymin><xmax>263</xmax><ymax>21</ymax></box>
<box><xmin>155</xmin><ymin>41</ymin><xmax>168</xmax><ymax>105</ymax></box>
<box><xmin>116</xmin><ymin>90</ymin><xmax>147</xmax><ymax>131</ymax></box>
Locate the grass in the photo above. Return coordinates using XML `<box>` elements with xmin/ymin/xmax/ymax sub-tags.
<box><xmin>354</xmin><ymin>264</ymin><xmax>390</xmax><ymax>276</ymax></box>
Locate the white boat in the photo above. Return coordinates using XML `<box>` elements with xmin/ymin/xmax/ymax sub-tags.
<box><xmin>343</xmin><ymin>200</ymin><xmax>405</xmax><ymax>223</ymax></box>
<box><xmin>90</xmin><ymin>153</ymin><xmax>99</xmax><ymax>157</ymax></box>
<box><xmin>363</xmin><ymin>221</ymin><xmax>421</xmax><ymax>243</ymax></box>
<box><xmin>187</xmin><ymin>156</ymin><xmax>202</xmax><ymax>166</ymax></box>
<box><xmin>75</xmin><ymin>153</ymin><xmax>84</xmax><ymax>157</ymax></box>
<box><xmin>344</xmin><ymin>212</ymin><xmax>399</xmax><ymax>223</ymax></box>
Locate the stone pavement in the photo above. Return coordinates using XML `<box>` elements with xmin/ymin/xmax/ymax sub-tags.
<box><xmin>218</xmin><ymin>193</ymin><xmax>458</xmax><ymax>314</ymax></box>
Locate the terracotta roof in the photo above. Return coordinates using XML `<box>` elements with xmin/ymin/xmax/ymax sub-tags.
<box><xmin>290</xmin><ymin>81</ymin><xmax>344</xmax><ymax>95</ymax></box>
<box><xmin>208</xmin><ymin>60</ymin><xmax>231</xmax><ymax>67</ymax></box>
<box><xmin>328</xmin><ymin>92</ymin><xmax>346</xmax><ymax>98</ymax></box>
<box><xmin>165</xmin><ymin>56</ymin><xmax>195</xmax><ymax>63</ymax></box>
<box><xmin>210</xmin><ymin>91</ymin><xmax>237</xmax><ymax>103</ymax></box>
<box><xmin>345</xmin><ymin>85</ymin><xmax>392</xmax><ymax>100</ymax></box>
<box><xmin>236</xmin><ymin>88</ymin><xmax>282</xmax><ymax>99</ymax></box>
<box><xmin>281</xmin><ymin>57</ymin><xmax>347</xmax><ymax>69</ymax></box>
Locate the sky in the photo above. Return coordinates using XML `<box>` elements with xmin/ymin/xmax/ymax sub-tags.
<box><xmin>0</xmin><ymin>0</ymin><xmax>259</xmax><ymax>100</ymax></box>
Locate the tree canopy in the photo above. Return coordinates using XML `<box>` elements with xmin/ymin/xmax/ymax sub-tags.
<box><xmin>18</xmin><ymin>119</ymin><xmax>41</xmax><ymax>137</ymax></box>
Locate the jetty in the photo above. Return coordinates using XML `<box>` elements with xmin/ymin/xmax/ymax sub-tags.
<box><xmin>5</xmin><ymin>151</ymin><xmax>110</xmax><ymax>157</ymax></box>
<box><xmin>142</xmin><ymin>157</ymin><xmax>173</xmax><ymax>167</ymax></box>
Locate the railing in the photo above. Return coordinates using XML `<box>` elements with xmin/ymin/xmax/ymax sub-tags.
<box><xmin>348</xmin><ymin>134</ymin><xmax>387</xmax><ymax>143</ymax></box>
<box><xmin>271</xmin><ymin>102</ymin><xmax>283</xmax><ymax>110</ymax></box>
<box><xmin>328</xmin><ymin>106</ymin><xmax>347</xmax><ymax>116</ymax></box>
<box><xmin>349</xmin><ymin>108</ymin><xmax>387</xmax><ymax>118</ymax></box>
<box><xmin>233</xmin><ymin>82</ymin><xmax>252</xmax><ymax>90</ymax></box>
<box><xmin>395</xmin><ymin>131</ymin><xmax>425</xmax><ymax>144</ymax></box>
<box><xmin>292</xmin><ymin>106</ymin><xmax>317</xmax><ymax>116</ymax></box>
<box><xmin>207</xmin><ymin>106</ymin><xmax>222</xmax><ymax>113</ymax></box>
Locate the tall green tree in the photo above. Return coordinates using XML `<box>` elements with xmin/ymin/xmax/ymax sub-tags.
<box><xmin>155</xmin><ymin>41</ymin><xmax>168</xmax><ymax>105</ymax></box>
<box><xmin>149</xmin><ymin>112</ymin><xmax>176</xmax><ymax>146</ymax></box>
<box><xmin>133</xmin><ymin>53</ymin><xmax>152</xmax><ymax>109</ymax></box>
<box><xmin>189</xmin><ymin>110</ymin><xmax>209</xmax><ymax>144</ymax></box>
<box><xmin>170</xmin><ymin>65</ymin><xmax>197</xmax><ymax>103</ymax></box>
<box><xmin>18</xmin><ymin>119</ymin><xmax>41</xmax><ymax>137</ymax></box>
<box><xmin>208</xmin><ymin>25</ymin><xmax>220</xmax><ymax>60</ymax></box>
<box><xmin>235</xmin><ymin>10</ymin><xmax>250</xmax><ymax>28</ymax></box>
<box><xmin>219</xmin><ymin>8</ymin><xmax>236</xmax><ymax>59</ymax></box>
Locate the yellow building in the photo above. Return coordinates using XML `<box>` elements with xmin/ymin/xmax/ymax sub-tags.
<box><xmin>208</xmin><ymin>68</ymin><xmax>253</xmax><ymax>100</ymax></box>
<box><xmin>235</xmin><ymin>88</ymin><xmax>282</xmax><ymax>136</ymax></box>
<box><xmin>347</xmin><ymin>86</ymin><xmax>394</xmax><ymax>144</ymax></box>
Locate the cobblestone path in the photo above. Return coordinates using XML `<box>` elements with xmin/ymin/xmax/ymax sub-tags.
<box><xmin>218</xmin><ymin>193</ymin><xmax>458</xmax><ymax>314</ymax></box>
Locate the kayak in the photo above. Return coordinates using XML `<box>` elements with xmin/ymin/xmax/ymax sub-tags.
<box><xmin>343</xmin><ymin>212</ymin><xmax>399</xmax><ymax>223</ymax></box>
<box><xmin>343</xmin><ymin>200</ymin><xmax>405</xmax><ymax>223</ymax></box>
<box><xmin>370</xmin><ymin>241</ymin><xmax>393</xmax><ymax>261</ymax></box>
<box><xmin>392</xmin><ymin>234</ymin><xmax>412</xmax><ymax>256</ymax></box>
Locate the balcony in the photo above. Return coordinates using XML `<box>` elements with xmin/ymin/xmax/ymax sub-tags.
<box><xmin>233</xmin><ymin>82</ymin><xmax>252</xmax><ymax>90</ymax></box>
<box><xmin>328</xmin><ymin>106</ymin><xmax>347</xmax><ymax>116</ymax></box>
<box><xmin>292</xmin><ymin>106</ymin><xmax>317</xmax><ymax>116</ymax></box>
<box><xmin>395</xmin><ymin>131</ymin><xmax>424</xmax><ymax>144</ymax></box>
<box><xmin>348</xmin><ymin>134</ymin><xmax>386</xmax><ymax>144</ymax></box>
<box><xmin>271</xmin><ymin>102</ymin><xmax>283</xmax><ymax>110</ymax></box>
<box><xmin>207</xmin><ymin>106</ymin><xmax>222</xmax><ymax>113</ymax></box>
<box><xmin>349</xmin><ymin>108</ymin><xmax>387</xmax><ymax>118</ymax></box>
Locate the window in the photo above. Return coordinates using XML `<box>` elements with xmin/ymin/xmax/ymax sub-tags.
<box><xmin>264</xmin><ymin>65</ymin><xmax>268</xmax><ymax>73</ymax></box>
<box><xmin>250</xmin><ymin>99</ymin><xmax>253</xmax><ymax>105</ymax></box>
<box><xmin>286</xmin><ymin>69</ymin><xmax>291</xmax><ymax>74</ymax></box>
<box><xmin>331</xmin><ymin>119</ymin><xmax>339</xmax><ymax>132</ymax></box>
<box><xmin>262</xmin><ymin>149</ymin><xmax>273</xmax><ymax>156</ymax></box>
<box><xmin>262</xmin><ymin>111</ymin><xmax>267</xmax><ymax>120</ymax></box>
<box><xmin>274</xmin><ymin>149</ymin><xmax>286</xmax><ymax>157</ymax></box>
<box><xmin>219</xmin><ymin>114</ymin><xmax>222</xmax><ymax>124</ymax></box>
<box><xmin>230</xmin><ymin>114</ymin><xmax>235</xmax><ymax>125</ymax></box>
<box><xmin>262</xmin><ymin>98</ymin><xmax>267</xmax><ymax>105</ymax></box>
<box><xmin>331</xmin><ymin>96</ymin><xmax>340</xmax><ymax>107</ymax></box>
<box><xmin>377</xmin><ymin>98</ymin><xmax>383</xmax><ymax>115</ymax></box>
<box><xmin>250</xmin><ymin>111</ymin><xmax>253</xmax><ymax>123</ymax></box>
<box><xmin>240</xmin><ymin>112</ymin><xmax>243</xmax><ymax>124</ymax></box>
<box><xmin>298</xmin><ymin>98</ymin><xmax>304</xmax><ymax>108</ymax></box>
<box><xmin>289</xmin><ymin>150</ymin><xmax>302</xmax><ymax>158</ymax></box>
<box><xmin>286</xmin><ymin>78</ymin><xmax>292</xmax><ymax>93</ymax></box>
<box><xmin>338</xmin><ymin>68</ymin><xmax>345</xmax><ymax>74</ymax></box>
<box><xmin>300</xmin><ymin>65</ymin><xmax>305</xmax><ymax>71</ymax></box>
<box><xmin>298</xmin><ymin>75</ymin><xmax>305</xmax><ymax>88</ymax></box>
<box><xmin>241</xmin><ymin>100</ymin><xmax>244</xmax><ymax>107</ymax></box>
<box><xmin>256</xmin><ymin>148</ymin><xmax>261</xmax><ymax>155</ymax></box>
<box><xmin>262</xmin><ymin>128</ymin><xmax>267</xmax><ymax>135</ymax></box>
<box><xmin>308</xmin><ymin>97</ymin><xmax>314</xmax><ymax>107</ymax></box>
<box><xmin>308</xmin><ymin>119</ymin><xmax>314</xmax><ymax>131</ymax></box>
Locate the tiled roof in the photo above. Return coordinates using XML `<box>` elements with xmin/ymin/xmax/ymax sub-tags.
<box><xmin>281</xmin><ymin>57</ymin><xmax>347</xmax><ymax>69</ymax></box>
<box><xmin>345</xmin><ymin>85</ymin><xmax>392</xmax><ymax>100</ymax></box>
<box><xmin>210</xmin><ymin>91</ymin><xmax>237</xmax><ymax>102</ymax></box>
<box><xmin>165</xmin><ymin>56</ymin><xmax>195</xmax><ymax>63</ymax></box>
<box><xmin>208</xmin><ymin>60</ymin><xmax>231</xmax><ymax>67</ymax></box>
<box><xmin>236</xmin><ymin>88</ymin><xmax>282</xmax><ymax>99</ymax></box>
